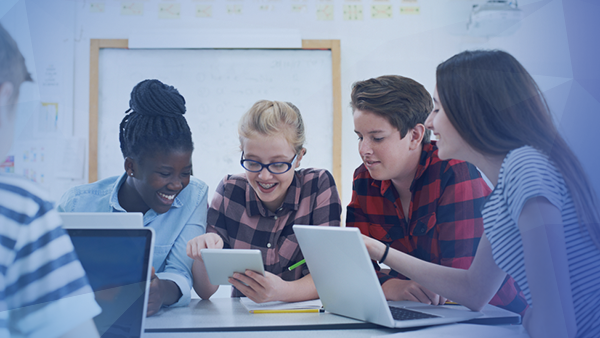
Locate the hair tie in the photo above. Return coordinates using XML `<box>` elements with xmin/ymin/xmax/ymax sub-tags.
<box><xmin>379</xmin><ymin>243</ymin><xmax>390</xmax><ymax>264</ymax></box>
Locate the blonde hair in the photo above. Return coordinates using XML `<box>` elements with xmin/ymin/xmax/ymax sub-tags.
<box><xmin>238</xmin><ymin>100</ymin><xmax>306</xmax><ymax>155</ymax></box>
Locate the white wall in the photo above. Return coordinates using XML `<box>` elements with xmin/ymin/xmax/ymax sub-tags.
<box><xmin>9</xmin><ymin>0</ymin><xmax>596</xmax><ymax>212</ymax></box>
<box><xmin>1</xmin><ymin>0</ymin><xmax>80</xmax><ymax>202</ymax></box>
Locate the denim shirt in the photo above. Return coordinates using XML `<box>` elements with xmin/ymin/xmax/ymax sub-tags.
<box><xmin>57</xmin><ymin>173</ymin><xmax>208</xmax><ymax>307</ymax></box>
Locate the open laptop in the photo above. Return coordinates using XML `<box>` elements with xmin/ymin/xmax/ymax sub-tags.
<box><xmin>67</xmin><ymin>228</ymin><xmax>154</xmax><ymax>338</ymax></box>
<box><xmin>293</xmin><ymin>225</ymin><xmax>483</xmax><ymax>328</ymax></box>
<box><xmin>60</xmin><ymin>212</ymin><xmax>144</xmax><ymax>229</ymax></box>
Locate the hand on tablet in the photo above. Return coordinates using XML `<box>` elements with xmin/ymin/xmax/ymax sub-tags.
<box><xmin>229</xmin><ymin>270</ymin><xmax>288</xmax><ymax>303</ymax></box>
<box><xmin>186</xmin><ymin>233</ymin><xmax>224</xmax><ymax>261</ymax></box>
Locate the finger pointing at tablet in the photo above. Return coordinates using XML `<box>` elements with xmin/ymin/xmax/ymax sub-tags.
<box><xmin>186</xmin><ymin>233</ymin><xmax>224</xmax><ymax>261</ymax></box>
<box><xmin>187</xmin><ymin>233</ymin><xmax>225</xmax><ymax>300</ymax></box>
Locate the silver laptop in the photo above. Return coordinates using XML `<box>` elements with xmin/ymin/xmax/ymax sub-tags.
<box><xmin>293</xmin><ymin>225</ymin><xmax>483</xmax><ymax>328</ymax></box>
<box><xmin>67</xmin><ymin>228</ymin><xmax>154</xmax><ymax>338</ymax></box>
<box><xmin>60</xmin><ymin>212</ymin><xmax>143</xmax><ymax>229</ymax></box>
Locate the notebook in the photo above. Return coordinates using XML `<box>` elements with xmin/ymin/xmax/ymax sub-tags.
<box><xmin>293</xmin><ymin>225</ymin><xmax>483</xmax><ymax>328</ymax></box>
<box><xmin>60</xmin><ymin>212</ymin><xmax>144</xmax><ymax>229</ymax></box>
<box><xmin>67</xmin><ymin>228</ymin><xmax>154</xmax><ymax>338</ymax></box>
<box><xmin>239</xmin><ymin>297</ymin><xmax>323</xmax><ymax>313</ymax></box>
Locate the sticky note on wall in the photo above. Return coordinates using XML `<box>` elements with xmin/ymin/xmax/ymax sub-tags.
<box><xmin>371</xmin><ymin>4</ymin><xmax>392</xmax><ymax>19</ymax></box>
<box><xmin>159</xmin><ymin>3</ymin><xmax>181</xmax><ymax>19</ymax></box>
<box><xmin>196</xmin><ymin>4</ymin><xmax>212</xmax><ymax>18</ymax></box>
<box><xmin>400</xmin><ymin>6</ymin><xmax>420</xmax><ymax>15</ymax></box>
<box><xmin>343</xmin><ymin>4</ymin><xmax>363</xmax><ymax>21</ymax></box>
<box><xmin>317</xmin><ymin>4</ymin><xmax>334</xmax><ymax>20</ymax></box>
<box><xmin>121</xmin><ymin>2</ymin><xmax>144</xmax><ymax>16</ymax></box>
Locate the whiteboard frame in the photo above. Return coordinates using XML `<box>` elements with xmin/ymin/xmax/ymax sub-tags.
<box><xmin>89</xmin><ymin>39</ymin><xmax>342</xmax><ymax>195</ymax></box>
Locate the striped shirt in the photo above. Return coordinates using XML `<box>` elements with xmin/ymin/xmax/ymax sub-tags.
<box><xmin>0</xmin><ymin>174</ymin><xmax>100</xmax><ymax>338</ymax></box>
<box><xmin>483</xmin><ymin>146</ymin><xmax>600</xmax><ymax>337</ymax></box>
<box><xmin>347</xmin><ymin>142</ymin><xmax>528</xmax><ymax>314</ymax></box>
<box><xmin>207</xmin><ymin>168</ymin><xmax>342</xmax><ymax>297</ymax></box>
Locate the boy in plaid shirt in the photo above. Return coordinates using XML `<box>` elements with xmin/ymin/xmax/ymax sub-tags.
<box><xmin>347</xmin><ymin>75</ymin><xmax>527</xmax><ymax>314</ymax></box>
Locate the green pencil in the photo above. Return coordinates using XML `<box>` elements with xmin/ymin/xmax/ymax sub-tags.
<box><xmin>288</xmin><ymin>259</ymin><xmax>306</xmax><ymax>271</ymax></box>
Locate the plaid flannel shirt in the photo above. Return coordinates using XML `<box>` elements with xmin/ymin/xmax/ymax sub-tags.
<box><xmin>347</xmin><ymin>142</ymin><xmax>528</xmax><ymax>315</ymax></box>
<box><xmin>208</xmin><ymin>168</ymin><xmax>342</xmax><ymax>297</ymax></box>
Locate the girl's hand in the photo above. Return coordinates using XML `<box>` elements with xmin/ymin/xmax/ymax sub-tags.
<box><xmin>186</xmin><ymin>233</ymin><xmax>224</xmax><ymax>261</ymax></box>
<box><xmin>229</xmin><ymin>270</ymin><xmax>288</xmax><ymax>303</ymax></box>
<box><xmin>146</xmin><ymin>267</ymin><xmax>163</xmax><ymax>316</ymax></box>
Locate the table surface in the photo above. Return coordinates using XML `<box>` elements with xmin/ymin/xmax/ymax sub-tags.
<box><xmin>144</xmin><ymin>297</ymin><xmax>528</xmax><ymax>337</ymax></box>
<box><xmin>144</xmin><ymin>325</ymin><xmax>530</xmax><ymax>338</ymax></box>
<box><xmin>145</xmin><ymin>298</ymin><xmax>378</xmax><ymax>332</ymax></box>
<box><xmin>144</xmin><ymin>328</ymin><xmax>402</xmax><ymax>337</ymax></box>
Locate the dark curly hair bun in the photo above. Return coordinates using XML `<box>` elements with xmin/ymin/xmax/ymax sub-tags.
<box><xmin>119</xmin><ymin>79</ymin><xmax>193</xmax><ymax>160</ymax></box>
<box><xmin>129</xmin><ymin>79</ymin><xmax>186</xmax><ymax>117</ymax></box>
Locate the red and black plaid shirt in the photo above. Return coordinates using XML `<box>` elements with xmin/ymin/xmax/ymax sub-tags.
<box><xmin>208</xmin><ymin>168</ymin><xmax>342</xmax><ymax>297</ymax></box>
<box><xmin>347</xmin><ymin>142</ymin><xmax>528</xmax><ymax>315</ymax></box>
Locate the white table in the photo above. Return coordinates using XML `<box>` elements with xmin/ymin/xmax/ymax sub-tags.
<box><xmin>146</xmin><ymin>298</ymin><xmax>377</xmax><ymax>332</ymax></box>
<box><xmin>144</xmin><ymin>298</ymin><xmax>529</xmax><ymax>337</ymax></box>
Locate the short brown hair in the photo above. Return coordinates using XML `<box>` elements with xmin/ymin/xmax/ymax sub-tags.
<box><xmin>350</xmin><ymin>75</ymin><xmax>432</xmax><ymax>143</ymax></box>
<box><xmin>0</xmin><ymin>23</ymin><xmax>32</xmax><ymax>102</ymax></box>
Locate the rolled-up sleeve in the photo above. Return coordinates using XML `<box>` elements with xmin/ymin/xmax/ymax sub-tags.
<box><xmin>157</xmin><ymin>182</ymin><xmax>208</xmax><ymax>307</ymax></box>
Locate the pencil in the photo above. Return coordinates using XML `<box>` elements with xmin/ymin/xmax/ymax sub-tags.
<box><xmin>250</xmin><ymin>308</ymin><xmax>324</xmax><ymax>314</ymax></box>
<box><xmin>288</xmin><ymin>259</ymin><xmax>306</xmax><ymax>271</ymax></box>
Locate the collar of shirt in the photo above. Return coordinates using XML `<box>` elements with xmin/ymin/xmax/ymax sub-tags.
<box><xmin>245</xmin><ymin>172</ymin><xmax>301</xmax><ymax>217</ymax></box>
<box><xmin>376</xmin><ymin>142</ymin><xmax>436</xmax><ymax>198</ymax></box>
<box><xmin>108</xmin><ymin>172</ymin><xmax>184</xmax><ymax>213</ymax></box>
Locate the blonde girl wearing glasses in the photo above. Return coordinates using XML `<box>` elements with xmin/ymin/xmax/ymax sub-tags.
<box><xmin>187</xmin><ymin>100</ymin><xmax>342</xmax><ymax>302</ymax></box>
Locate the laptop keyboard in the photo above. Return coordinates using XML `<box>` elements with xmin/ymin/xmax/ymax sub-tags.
<box><xmin>389</xmin><ymin>306</ymin><xmax>440</xmax><ymax>321</ymax></box>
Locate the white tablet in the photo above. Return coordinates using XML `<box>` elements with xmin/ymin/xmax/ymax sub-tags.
<box><xmin>201</xmin><ymin>249</ymin><xmax>265</xmax><ymax>285</ymax></box>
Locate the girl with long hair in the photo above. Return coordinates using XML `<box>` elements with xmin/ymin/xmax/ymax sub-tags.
<box><xmin>362</xmin><ymin>50</ymin><xmax>600</xmax><ymax>338</ymax></box>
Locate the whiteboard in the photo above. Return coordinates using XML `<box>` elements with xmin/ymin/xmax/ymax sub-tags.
<box><xmin>98</xmin><ymin>48</ymin><xmax>333</xmax><ymax>201</ymax></box>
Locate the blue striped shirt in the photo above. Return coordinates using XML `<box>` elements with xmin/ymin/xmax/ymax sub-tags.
<box><xmin>0</xmin><ymin>174</ymin><xmax>100</xmax><ymax>338</ymax></box>
<box><xmin>482</xmin><ymin>146</ymin><xmax>600</xmax><ymax>337</ymax></box>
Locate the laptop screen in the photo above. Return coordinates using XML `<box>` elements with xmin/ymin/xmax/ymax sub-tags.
<box><xmin>67</xmin><ymin>229</ymin><xmax>153</xmax><ymax>338</ymax></box>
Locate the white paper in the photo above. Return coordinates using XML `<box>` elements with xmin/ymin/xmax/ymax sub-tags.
<box><xmin>239</xmin><ymin>297</ymin><xmax>322</xmax><ymax>312</ymax></box>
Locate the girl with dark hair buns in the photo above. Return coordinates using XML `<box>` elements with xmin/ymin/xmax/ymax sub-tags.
<box><xmin>59</xmin><ymin>79</ymin><xmax>209</xmax><ymax>316</ymax></box>
<box><xmin>361</xmin><ymin>50</ymin><xmax>600</xmax><ymax>338</ymax></box>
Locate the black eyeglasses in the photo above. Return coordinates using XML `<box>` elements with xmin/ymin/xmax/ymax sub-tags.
<box><xmin>240</xmin><ymin>152</ymin><xmax>298</xmax><ymax>174</ymax></box>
